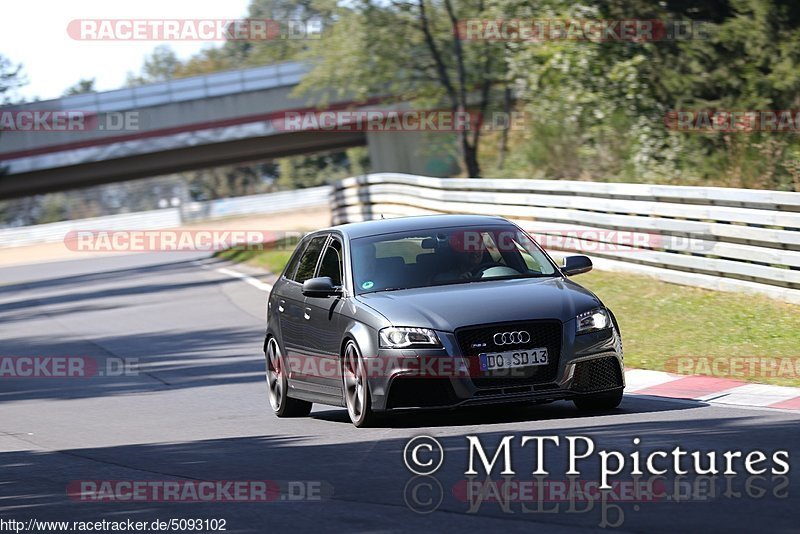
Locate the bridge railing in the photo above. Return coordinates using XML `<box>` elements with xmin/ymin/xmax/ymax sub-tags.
<box><xmin>2</xmin><ymin>62</ymin><xmax>310</xmax><ymax>114</ymax></box>
<box><xmin>331</xmin><ymin>173</ymin><xmax>800</xmax><ymax>304</ymax></box>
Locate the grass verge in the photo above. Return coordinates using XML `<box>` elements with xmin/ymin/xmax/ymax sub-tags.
<box><xmin>579</xmin><ymin>270</ymin><xmax>800</xmax><ymax>387</ymax></box>
<box><xmin>217</xmin><ymin>246</ymin><xmax>800</xmax><ymax>387</ymax></box>
<box><xmin>215</xmin><ymin>244</ymin><xmax>295</xmax><ymax>275</ymax></box>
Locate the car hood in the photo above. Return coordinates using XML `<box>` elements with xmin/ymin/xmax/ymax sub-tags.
<box><xmin>355</xmin><ymin>277</ymin><xmax>602</xmax><ymax>331</ymax></box>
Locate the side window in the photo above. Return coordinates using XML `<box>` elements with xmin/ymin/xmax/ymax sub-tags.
<box><xmin>283</xmin><ymin>239</ymin><xmax>310</xmax><ymax>281</ymax></box>
<box><xmin>317</xmin><ymin>239</ymin><xmax>343</xmax><ymax>286</ymax></box>
<box><xmin>293</xmin><ymin>235</ymin><xmax>327</xmax><ymax>283</ymax></box>
<box><xmin>515</xmin><ymin>241</ymin><xmax>544</xmax><ymax>272</ymax></box>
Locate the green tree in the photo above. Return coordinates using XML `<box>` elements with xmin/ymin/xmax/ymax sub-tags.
<box><xmin>651</xmin><ymin>0</ymin><xmax>800</xmax><ymax>189</ymax></box>
<box><xmin>276</xmin><ymin>147</ymin><xmax>370</xmax><ymax>189</ymax></box>
<box><xmin>161</xmin><ymin>0</ymin><xmax>335</xmax><ymax>77</ymax></box>
<box><xmin>63</xmin><ymin>78</ymin><xmax>96</xmax><ymax>96</ymax></box>
<box><xmin>503</xmin><ymin>0</ymin><xmax>800</xmax><ymax>189</ymax></box>
<box><xmin>296</xmin><ymin>0</ymin><xmax>511</xmax><ymax>177</ymax></box>
<box><xmin>126</xmin><ymin>45</ymin><xmax>181</xmax><ymax>86</ymax></box>
<box><xmin>226</xmin><ymin>0</ymin><xmax>334</xmax><ymax>66</ymax></box>
<box><xmin>0</xmin><ymin>54</ymin><xmax>24</xmax><ymax>104</ymax></box>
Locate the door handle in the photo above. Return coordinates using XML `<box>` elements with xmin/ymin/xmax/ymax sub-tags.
<box><xmin>278</xmin><ymin>300</ymin><xmax>285</xmax><ymax>313</ymax></box>
<box><xmin>303</xmin><ymin>307</ymin><xmax>311</xmax><ymax>321</ymax></box>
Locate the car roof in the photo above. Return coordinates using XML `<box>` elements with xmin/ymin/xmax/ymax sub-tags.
<box><xmin>324</xmin><ymin>214</ymin><xmax>511</xmax><ymax>239</ymax></box>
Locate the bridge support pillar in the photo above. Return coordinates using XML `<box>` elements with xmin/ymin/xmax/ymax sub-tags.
<box><xmin>366</xmin><ymin>131</ymin><xmax>456</xmax><ymax>177</ymax></box>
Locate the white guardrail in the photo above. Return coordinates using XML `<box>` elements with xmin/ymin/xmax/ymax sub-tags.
<box><xmin>0</xmin><ymin>209</ymin><xmax>182</xmax><ymax>248</ymax></box>
<box><xmin>331</xmin><ymin>173</ymin><xmax>800</xmax><ymax>304</ymax></box>
<box><xmin>180</xmin><ymin>186</ymin><xmax>331</xmax><ymax>222</ymax></box>
<box><xmin>0</xmin><ymin>186</ymin><xmax>330</xmax><ymax>248</ymax></box>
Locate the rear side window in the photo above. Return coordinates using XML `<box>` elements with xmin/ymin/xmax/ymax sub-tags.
<box><xmin>293</xmin><ymin>235</ymin><xmax>328</xmax><ymax>283</ymax></box>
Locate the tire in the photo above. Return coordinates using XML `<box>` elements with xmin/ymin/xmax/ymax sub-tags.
<box><xmin>573</xmin><ymin>389</ymin><xmax>623</xmax><ymax>412</ymax></box>
<box><xmin>266</xmin><ymin>337</ymin><xmax>312</xmax><ymax>417</ymax></box>
<box><xmin>342</xmin><ymin>340</ymin><xmax>379</xmax><ymax>428</ymax></box>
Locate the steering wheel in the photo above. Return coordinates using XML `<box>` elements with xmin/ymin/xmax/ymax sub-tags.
<box><xmin>469</xmin><ymin>262</ymin><xmax>508</xmax><ymax>278</ymax></box>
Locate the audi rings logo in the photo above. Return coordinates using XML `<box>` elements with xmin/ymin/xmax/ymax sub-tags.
<box><xmin>493</xmin><ymin>331</ymin><xmax>531</xmax><ymax>346</ymax></box>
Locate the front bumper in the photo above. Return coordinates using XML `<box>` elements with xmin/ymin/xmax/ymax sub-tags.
<box><xmin>367</xmin><ymin>320</ymin><xmax>625</xmax><ymax>412</ymax></box>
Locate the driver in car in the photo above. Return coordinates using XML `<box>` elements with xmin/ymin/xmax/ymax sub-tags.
<box><xmin>433</xmin><ymin>246</ymin><xmax>487</xmax><ymax>282</ymax></box>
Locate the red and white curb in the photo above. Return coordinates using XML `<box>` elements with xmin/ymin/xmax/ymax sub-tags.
<box><xmin>625</xmin><ymin>369</ymin><xmax>800</xmax><ymax>412</ymax></box>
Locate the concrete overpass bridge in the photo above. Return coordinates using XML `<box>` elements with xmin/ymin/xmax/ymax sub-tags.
<box><xmin>0</xmin><ymin>62</ymin><xmax>432</xmax><ymax>199</ymax></box>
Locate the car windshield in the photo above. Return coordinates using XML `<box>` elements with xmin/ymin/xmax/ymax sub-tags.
<box><xmin>351</xmin><ymin>225</ymin><xmax>558</xmax><ymax>294</ymax></box>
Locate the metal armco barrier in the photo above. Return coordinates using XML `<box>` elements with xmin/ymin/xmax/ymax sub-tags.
<box><xmin>331</xmin><ymin>173</ymin><xmax>800</xmax><ymax>304</ymax></box>
<box><xmin>0</xmin><ymin>209</ymin><xmax>182</xmax><ymax>248</ymax></box>
<box><xmin>0</xmin><ymin>186</ymin><xmax>330</xmax><ymax>248</ymax></box>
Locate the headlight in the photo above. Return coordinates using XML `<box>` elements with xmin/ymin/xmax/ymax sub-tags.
<box><xmin>576</xmin><ymin>308</ymin><xmax>610</xmax><ymax>334</ymax></box>
<box><xmin>379</xmin><ymin>327</ymin><xmax>441</xmax><ymax>348</ymax></box>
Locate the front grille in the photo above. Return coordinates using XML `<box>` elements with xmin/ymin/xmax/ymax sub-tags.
<box><xmin>455</xmin><ymin>320</ymin><xmax>562</xmax><ymax>388</ymax></box>
<box><xmin>386</xmin><ymin>378</ymin><xmax>457</xmax><ymax>409</ymax></box>
<box><xmin>571</xmin><ymin>357</ymin><xmax>623</xmax><ymax>392</ymax></box>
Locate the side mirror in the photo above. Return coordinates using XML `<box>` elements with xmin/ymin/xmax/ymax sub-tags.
<box><xmin>302</xmin><ymin>276</ymin><xmax>341</xmax><ymax>298</ymax></box>
<box><xmin>562</xmin><ymin>255</ymin><xmax>593</xmax><ymax>276</ymax></box>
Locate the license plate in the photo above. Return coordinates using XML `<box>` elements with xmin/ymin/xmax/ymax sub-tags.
<box><xmin>479</xmin><ymin>348</ymin><xmax>549</xmax><ymax>371</ymax></box>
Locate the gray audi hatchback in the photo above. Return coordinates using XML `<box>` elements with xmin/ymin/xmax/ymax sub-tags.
<box><xmin>263</xmin><ymin>215</ymin><xmax>624</xmax><ymax>427</ymax></box>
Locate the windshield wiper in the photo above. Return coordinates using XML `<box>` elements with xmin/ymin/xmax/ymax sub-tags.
<box><xmin>461</xmin><ymin>273</ymin><xmax>554</xmax><ymax>284</ymax></box>
<box><xmin>375</xmin><ymin>287</ymin><xmax>412</xmax><ymax>292</ymax></box>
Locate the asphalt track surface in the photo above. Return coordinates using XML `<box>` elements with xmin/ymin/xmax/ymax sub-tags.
<box><xmin>0</xmin><ymin>252</ymin><xmax>798</xmax><ymax>533</ymax></box>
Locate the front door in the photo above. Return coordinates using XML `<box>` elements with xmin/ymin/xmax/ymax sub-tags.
<box><xmin>303</xmin><ymin>236</ymin><xmax>346</xmax><ymax>399</ymax></box>
<box><xmin>280</xmin><ymin>234</ymin><xmax>328</xmax><ymax>383</ymax></box>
